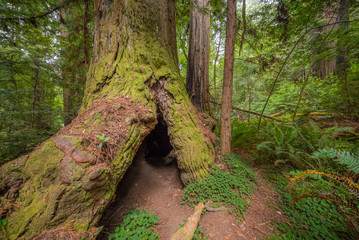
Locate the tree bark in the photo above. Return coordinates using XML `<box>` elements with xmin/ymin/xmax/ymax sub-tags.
<box><xmin>220</xmin><ymin>0</ymin><xmax>237</xmax><ymax>155</ymax></box>
<box><xmin>186</xmin><ymin>0</ymin><xmax>210</xmax><ymax>112</ymax></box>
<box><xmin>314</xmin><ymin>3</ymin><xmax>339</xmax><ymax>79</ymax></box>
<box><xmin>0</xmin><ymin>1</ymin><xmax>214</xmax><ymax>239</ymax></box>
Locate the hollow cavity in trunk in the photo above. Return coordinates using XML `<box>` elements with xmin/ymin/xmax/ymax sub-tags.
<box><xmin>97</xmin><ymin>115</ymin><xmax>183</xmax><ymax>239</ymax></box>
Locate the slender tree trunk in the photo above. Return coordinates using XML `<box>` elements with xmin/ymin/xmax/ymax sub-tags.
<box><xmin>247</xmin><ymin>77</ymin><xmax>251</xmax><ymax>123</ymax></box>
<box><xmin>220</xmin><ymin>0</ymin><xmax>237</xmax><ymax>155</ymax></box>
<box><xmin>213</xmin><ymin>31</ymin><xmax>222</xmax><ymax>112</ymax></box>
<box><xmin>186</xmin><ymin>0</ymin><xmax>210</xmax><ymax>112</ymax></box>
<box><xmin>1</xmin><ymin>1</ymin><xmax>214</xmax><ymax>239</ymax></box>
<box><xmin>32</xmin><ymin>60</ymin><xmax>43</xmax><ymax>129</ymax></box>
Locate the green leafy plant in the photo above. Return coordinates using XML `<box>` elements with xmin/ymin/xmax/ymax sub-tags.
<box><xmin>108</xmin><ymin>207</ymin><xmax>160</xmax><ymax>240</ymax></box>
<box><xmin>96</xmin><ymin>133</ymin><xmax>110</xmax><ymax>149</ymax></box>
<box><xmin>182</xmin><ymin>153</ymin><xmax>257</xmax><ymax>219</ymax></box>
<box><xmin>193</xmin><ymin>226</ymin><xmax>207</xmax><ymax>240</ymax></box>
<box><xmin>312</xmin><ymin>148</ymin><xmax>359</xmax><ymax>173</ymax></box>
<box><xmin>178</xmin><ymin>219</ymin><xmax>187</xmax><ymax>228</ymax></box>
<box><xmin>231</xmin><ymin>120</ymin><xmax>259</xmax><ymax>149</ymax></box>
<box><xmin>256</xmin><ymin>122</ymin><xmax>313</xmax><ymax>169</ymax></box>
<box><xmin>255</xmin><ymin>121</ymin><xmax>355</xmax><ymax>169</ymax></box>
<box><xmin>0</xmin><ymin>218</ymin><xmax>7</xmax><ymax>228</ymax></box>
<box><xmin>263</xmin><ymin>169</ymin><xmax>358</xmax><ymax>240</ymax></box>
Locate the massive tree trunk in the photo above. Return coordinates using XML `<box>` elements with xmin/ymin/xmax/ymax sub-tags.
<box><xmin>186</xmin><ymin>0</ymin><xmax>210</xmax><ymax>112</ymax></box>
<box><xmin>0</xmin><ymin>1</ymin><xmax>215</xmax><ymax>239</ymax></box>
<box><xmin>220</xmin><ymin>0</ymin><xmax>237</xmax><ymax>155</ymax></box>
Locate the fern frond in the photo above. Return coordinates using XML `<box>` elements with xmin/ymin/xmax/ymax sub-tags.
<box><xmin>312</xmin><ymin>148</ymin><xmax>359</xmax><ymax>174</ymax></box>
<box><xmin>336</xmin><ymin>150</ymin><xmax>359</xmax><ymax>174</ymax></box>
<box><xmin>290</xmin><ymin>169</ymin><xmax>359</xmax><ymax>194</ymax></box>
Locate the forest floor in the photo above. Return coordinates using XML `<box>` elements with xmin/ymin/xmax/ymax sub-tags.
<box><xmin>97</xmin><ymin>145</ymin><xmax>285</xmax><ymax>240</ymax></box>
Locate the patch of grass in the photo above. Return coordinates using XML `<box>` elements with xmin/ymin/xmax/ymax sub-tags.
<box><xmin>182</xmin><ymin>152</ymin><xmax>257</xmax><ymax>219</ymax></box>
<box><xmin>263</xmin><ymin>168</ymin><xmax>358</xmax><ymax>240</ymax></box>
<box><xmin>108</xmin><ymin>207</ymin><xmax>160</xmax><ymax>240</ymax></box>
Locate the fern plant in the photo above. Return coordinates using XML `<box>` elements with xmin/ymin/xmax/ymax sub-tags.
<box><xmin>312</xmin><ymin>148</ymin><xmax>359</xmax><ymax>174</ymax></box>
<box><xmin>288</xmin><ymin>169</ymin><xmax>359</xmax><ymax>231</ymax></box>
<box><xmin>255</xmin><ymin>121</ymin><xmax>356</xmax><ymax>170</ymax></box>
<box><xmin>256</xmin><ymin>123</ymin><xmax>314</xmax><ymax>169</ymax></box>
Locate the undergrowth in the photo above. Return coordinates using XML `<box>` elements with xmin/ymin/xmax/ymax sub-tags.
<box><xmin>214</xmin><ymin>120</ymin><xmax>260</xmax><ymax>149</ymax></box>
<box><xmin>312</xmin><ymin>148</ymin><xmax>359</xmax><ymax>174</ymax></box>
<box><xmin>108</xmin><ymin>207</ymin><xmax>160</xmax><ymax>240</ymax></box>
<box><xmin>230</xmin><ymin>120</ymin><xmax>259</xmax><ymax>149</ymax></box>
<box><xmin>182</xmin><ymin>152</ymin><xmax>257</xmax><ymax>219</ymax></box>
<box><xmin>264</xmin><ymin>169</ymin><xmax>358</xmax><ymax>239</ymax></box>
<box><xmin>226</xmin><ymin>119</ymin><xmax>359</xmax><ymax>239</ymax></box>
<box><xmin>255</xmin><ymin>121</ymin><xmax>356</xmax><ymax>169</ymax></box>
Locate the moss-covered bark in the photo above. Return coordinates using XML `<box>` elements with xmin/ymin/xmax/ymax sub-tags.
<box><xmin>0</xmin><ymin>0</ymin><xmax>214</xmax><ymax>239</ymax></box>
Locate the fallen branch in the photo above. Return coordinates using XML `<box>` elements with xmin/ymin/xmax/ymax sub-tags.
<box><xmin>211</xmin><ymin>100</ymin><xmax>282</xmax><ymax>122</ymax></box>
<box><xmin>170</xmin><ymin>203</ymin><xmax>205</xmax><ymax>240</ymax></box>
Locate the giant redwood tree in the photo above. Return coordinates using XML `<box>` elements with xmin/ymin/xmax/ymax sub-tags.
<box><xmin>0</xmin><ymin>0</ymin><xmax>215</xmax><ymax>239</ymax></box>
<box><xmin>186</xmin><ymin>0</ymin><xmax>211</xmax><ymax>112</ymax></box>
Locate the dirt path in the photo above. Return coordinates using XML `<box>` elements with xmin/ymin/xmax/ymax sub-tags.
<box><xmin>98</xmin><ymin>148</ymin><xmax>284</xmax><ymax>239</ymax></box>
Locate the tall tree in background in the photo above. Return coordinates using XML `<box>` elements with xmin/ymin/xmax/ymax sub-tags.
<box><xmin>186</xmin><ymin>0</ymin><xmax>211</xmax><ymax>112</ymax></box>
<box><xmin>0</xmin><ymin>0</ymin><xmax>215</xmax><ymax>238</ymax></box>
<box><xmin>336</xmin><ymin>0</ymin><xmax>353</xmax><ymax>111</ymax></box>
<box><xmin>314</xmin><ymin>4</ymin><xmax>338</xmax><ymax>79</ymax></box>
<box><xmin>60</xmin><ymin>0</ymin><xmax>93</xmax><ymax>125</ymax></box>
<box><xmin>220</xmin><ymin>0</ymin><xmax>237</xmax><ymax>155</ymax></box>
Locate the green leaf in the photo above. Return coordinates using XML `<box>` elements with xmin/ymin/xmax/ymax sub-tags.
<box><xmin>0</xmin><ymin>218</ymin><xmax>7</xmax><ymax>228</ymax></box>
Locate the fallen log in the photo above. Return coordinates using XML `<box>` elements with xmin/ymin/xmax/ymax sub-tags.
<box><xmin>170</xmin><ymin>203</ymin><xmax>205</xmax><ymax>240</ymax></box>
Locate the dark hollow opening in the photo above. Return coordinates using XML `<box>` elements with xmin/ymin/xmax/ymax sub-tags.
<box><xmin>144</xmin><ymin>115</ymin><xmax>174</xmax><ymax>166</ymax></box>
<box><xmin>97</xmin><ymin>114</ymin><xmax>181</xmax><ymax>239</ymax></box>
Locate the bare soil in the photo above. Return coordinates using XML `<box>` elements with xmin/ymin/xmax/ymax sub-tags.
<box><xmin>98</xmin><ymin>147</ymin><xmax>285</xmax><ymax>240</ymax></box>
